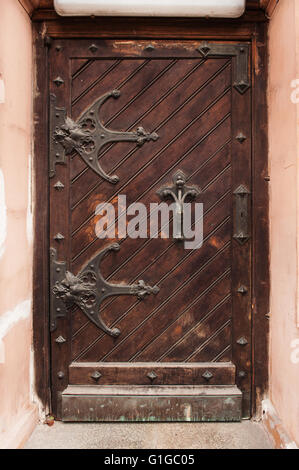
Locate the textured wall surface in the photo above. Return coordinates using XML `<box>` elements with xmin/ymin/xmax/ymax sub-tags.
<box><xmin>268</xmin><ymin>0</ymin><xmax>299</xmax><ymax>447</ymax></box>
<box><xmin>0</xmin><ymin>0</ymin><xmax>37</xmax><ymax>449</ymax></box>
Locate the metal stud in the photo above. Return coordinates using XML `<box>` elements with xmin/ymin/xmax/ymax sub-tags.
<box><xmin>91</xmin><ymin>371</ymin><xmax>102</xmax><ymax>381</ymax></box>
<box><xmin>234</xmin><ymin>80</ymin><xmax>250</xmax><ymax>95</ymax></box>
<box><xmin>236</xmin><ymin>132</ymin><xmax>247</xmax><ymax>143</ymax></box>
<box><xmin>144</xmin><ymin>44</ymin><xmax>155</xmax><ymax>51</ymax></box>
<box><xmin>89</xmin><ymin>44</ymin><xmax>98</xmax><ymax>53</ymax></box>
<box><xmin>236</xmin><ymin>336</ymin><xmax>248</xmax><ymax>346</ymax></box>
<box><xmin>202</xmin><ymin>370</ymin><xmax>213</xmax><ymax>381</ymax></box>
<box><xmin>147</xmin><ymin>371</ymin><xmax>157</xmax><ymax>382</ymax></box>
<box><xmin>54</xmin><ymin>181</ymin><xmax>64</xmax><ymax>190</ymax></box>
<box><xmin>54</xmin><ymin>233</ymin><xmax>65</xmax><ymax>242</ymax></box>
<box><xmin>238</xmin><ymin>371</ymin><xmax>246</xmax><ymax>378</ymax></box>
<box><xmin>53</xmin><ymin>76</ymin><xmax>64</xmax><ymax>87</ymax></box>
<box><xmin>197</xmin><ymin>42</ymin><xmax>211</xmax><ymax>57</ymax></box>
<box><xmin>237</xmin><ymin>285</ymin><xmax>248</xmax><ymax>295</ymax></box>
<box><xmin>55</xmin><ymin>336</ymin><xmax>66</xmax><ymax>344</ymax></box>
<box><xmin>57</xmin><ymin>371</ymin><xmax>64</xmax><ymax>379</ymax></box>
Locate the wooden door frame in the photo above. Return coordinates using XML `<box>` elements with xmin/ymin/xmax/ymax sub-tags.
<box><xmin>32</xmin><ymin>14</ymin><xmax>269</xmax><ymax>418</ymax></box>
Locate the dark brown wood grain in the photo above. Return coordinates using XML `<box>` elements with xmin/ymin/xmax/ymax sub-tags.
<box><xmin>33</xmin><ymin>18</ymin><xmax>269</xmax><ymax>420</ymax></box>
<box><xmin>50</xmin><ymin>41</ymin><xmax>250</xmax><ymax>419</ymax></box>
<box><xmin>251</xmin><ymin>23</ymin><xmax>269</xmax><ymax>418</ymax></box>
<box><xmin>69</xmin><ymin>362</ymin><xmax>236</xmax><ymax>386</ymax></box>
<box><xmin>32</xmin><ymin>23</ymin><xmax>51</xmax><ymax>412</ymax></box>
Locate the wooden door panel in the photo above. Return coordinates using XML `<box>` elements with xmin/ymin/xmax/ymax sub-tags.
<box><xmin>70</xmin><ymin>58</ymin><xmax>230</xmax><ymax>207</ymax></box>
<box><xmin>135</xmin><ymin>272</ymin><xmax>231</xmax><ymax>362</ymax></box>
<box><xmin>70</xmin><ymin>84</ymin><xmax>231</xmax><ymax>250</ymax></box>
<box><xmin>69</xmin><ymin>362</ymin><xmax>236</xmax><ymax>386</ymax></box>
<box><xmin>70</xmin><ymin>105</ymin><xmax>231</xmax><ymax>261</ymax></box>
<box><xmin>72</xmin><ymin>212</ymin><xmax>231</xmax><ymax>362</ymax></box>
<box><xmin>49</xmin><ymin>39</ymin><xmax>252</xmax><ymax>420</ymax></box>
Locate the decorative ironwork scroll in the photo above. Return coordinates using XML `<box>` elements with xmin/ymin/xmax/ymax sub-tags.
<box><xmin>196</xmin><ymin>42</ymin><xmax>250</xmax><ymax>94</ymax></box>
<box><xmin>50</xmin><ymin>243</ymin><xmax>159</xmax><ymax>336</ymax></box>
<box><xmin>157</xmin><ymin>170</ymin><xmax>200</xmax><ymax>241</ymax></box>
<box><xmin>50</xmin><ymin>90</ymin><xmax>159</xmax><ymax>182</ymax></box>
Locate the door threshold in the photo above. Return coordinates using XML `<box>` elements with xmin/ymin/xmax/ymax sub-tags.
<box><xmin>61</xmin><ymin>385</ymin><xmax>242</xmax><ymax>422</ymax></box>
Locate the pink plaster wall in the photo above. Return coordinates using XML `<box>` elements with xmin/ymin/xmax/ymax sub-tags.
<box><xmin>268</xmin><ymin>0</ymin><xmax>299</xmax><ymax>447</ymax></box>
<box><xmin>0</xmin><ymin>0</ymin><xmax>37</xmax><ymax>449</ymax></box>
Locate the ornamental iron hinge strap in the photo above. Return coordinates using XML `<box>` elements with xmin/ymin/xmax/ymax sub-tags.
<box><xmin>50</xmin><ymin>243</ymin><xmax>159</xmax><ymax>336</ymax></box>
<box><xmin>49</xmin><ymin>90</ymin><xmax>159</xmax><ymax>182</ymax></box>
<box><xmin>197</xmin><ymin>42</ymin><xmax>250</xmax><ymax>94</ymax></box>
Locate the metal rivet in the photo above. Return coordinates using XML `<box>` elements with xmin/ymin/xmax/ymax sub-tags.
<box><xmin>57</xmin><ymin>371</ymin><xmax>64</xmax><ymax>379</ymax></box>
<box><xmin>197</xmin><ymin>42</ymin><xmax>211</xmax><ymax>57</ymax></box>
<box><xmin>91</xmin><ymin>371</ymin><xmax>102</xmax><ymax>381</ymax></box>
<box><xmin>54</xmin><ymin>181</ymin><xmax>65</xmax><ymax>190</ymax></box>
<box><xmin>237</xmin><ymin>285</ymin><xmax>248</xmax><ymax>295</ymax></box>
<box><xmin>202</xmin><ymin>370</ymin><xmax>213</xmax><ymax>381</ymax></box>
<box><xmin>56</xmin><ymin>268</ymin><xmax>60</xmax><ymax>272</ymax></box>
<box><xmin>234</xmin><ymin>80</ymin><xmax>250</xmax><ymax>94</ymax></box>
<box><xmin>236</xmin><ymin>132</ymin><xmax>247</xmax><ymax>143</ymax></box>
<box><xmin>54</xmin><ymin>233</ymin><xmax>65</xmax><ymax>242</ymax></box>
<box><xmin>89</xmin><ymin>44</ymin><xmax>98</xmax><ymax>53</ymax></box>
<box><xmin>53</xmin><ymin>76</ymin><xmax>64</xmax><ymax>87</ymax></box>
<box><xmin>55</xmin><ymin>335</ymin><xmax>66</xmax><ymax>344</ymax></box>
<box><xmin>144</xmin><ymin>44</ymin><xmax>155</xmax><ymax>51</ymax></box>
<box><xmin>238</xmin><ymin>371</ymin><xmax>246</xmax><ymax>378</ymax></box>
<box><xmin>236</xmin><ymin>336</ymin><xmax>248</xmax><ymax>346</ymax></box>
<box><xmin>147</xmin><ymin>371</ymin><xmax>157</xmax><ymax>382</ymax></box>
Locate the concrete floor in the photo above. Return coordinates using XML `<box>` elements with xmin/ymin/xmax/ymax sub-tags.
<box><xmin>25</xmin><ymin>420</ymin><xmax>273</xmax><ymax>449</ymax></box>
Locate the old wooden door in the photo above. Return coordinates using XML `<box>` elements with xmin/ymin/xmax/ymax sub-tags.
<box><xmin>49</xmin><ymin>39</ymin><xmax>252</xmax><ymax>421</ymax></box>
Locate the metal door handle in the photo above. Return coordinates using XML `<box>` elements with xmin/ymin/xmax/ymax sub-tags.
<box><xmin>157</xmin><ymin>170</ymin><xmax>200</xmax><ymax>241</ymax></box>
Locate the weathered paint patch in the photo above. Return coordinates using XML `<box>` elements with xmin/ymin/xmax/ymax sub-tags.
<box><xmin>0</xmin><ymin>300</ymin><xmax>31</xmax><ymax>363</ymax></box>
<box><xmin>26</xmin><ymin>154</ymin><xmax>33</xmax><ymax>246</ymax></box>
<box><xmin>262</xmin><ymin>399</ymin><xmax>298</xmax><ymax>449</ymax></box>
<box><xmin>0</xmin><ymin>169</ymin><xmax>7</xmax><ymax>259</ymax></box>
<box><xmin>0</xmin><ymin>75</ymin><xmax>5</xmax><ymax>104</ymax></box>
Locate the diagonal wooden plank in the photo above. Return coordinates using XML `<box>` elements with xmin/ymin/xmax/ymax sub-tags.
<box><xmin>70</xmin><ymin>59</ymin><xmax>230</xmax><ymax>205</ymax></box>
<box><xmin>186</xmin><ymin>320</ymin><xmax>232</xmax><ymax>363</ymax></box>
<box><xmin>164</xmin><ymin>303</ymin><xmax>232</xmax><ymax>362</ymax></box>
<box><xmin>70</xmin><ymin>58</ymin><xmax>207</xmax><ymax>182</ymax></box>
<box><xmin>71</xmin><ymin>169</ymin><xmax>231</xmax><ymax>345</ymax></box>
<box><xmin>132</xmin><ymin>270</ymin><xmax>231</xmax><ymax>362</ymax></box>
<box><xmin>72</xmin><ymin>214</ymin><xmax>231</xmax><ymax>361</ymax></box>
<box><xmin>70</xmin><ymin>89</ymin><xmax>231</xmax><ymax>263</ymax></box>
<box><xmin>100</xmin><ymin>242</ymin><xmax>231</xmax><ymax>362</ymax></box>
<box><xmin>71</xmin><ymin>58</ymin><xmax>93</xmax><ymax>78</ymax></box>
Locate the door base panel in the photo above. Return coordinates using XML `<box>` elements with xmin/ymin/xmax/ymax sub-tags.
<box><xmin>61</xmin><ymin>385</ymin><xmax>242</xmax><ymax>422</ymax></box>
